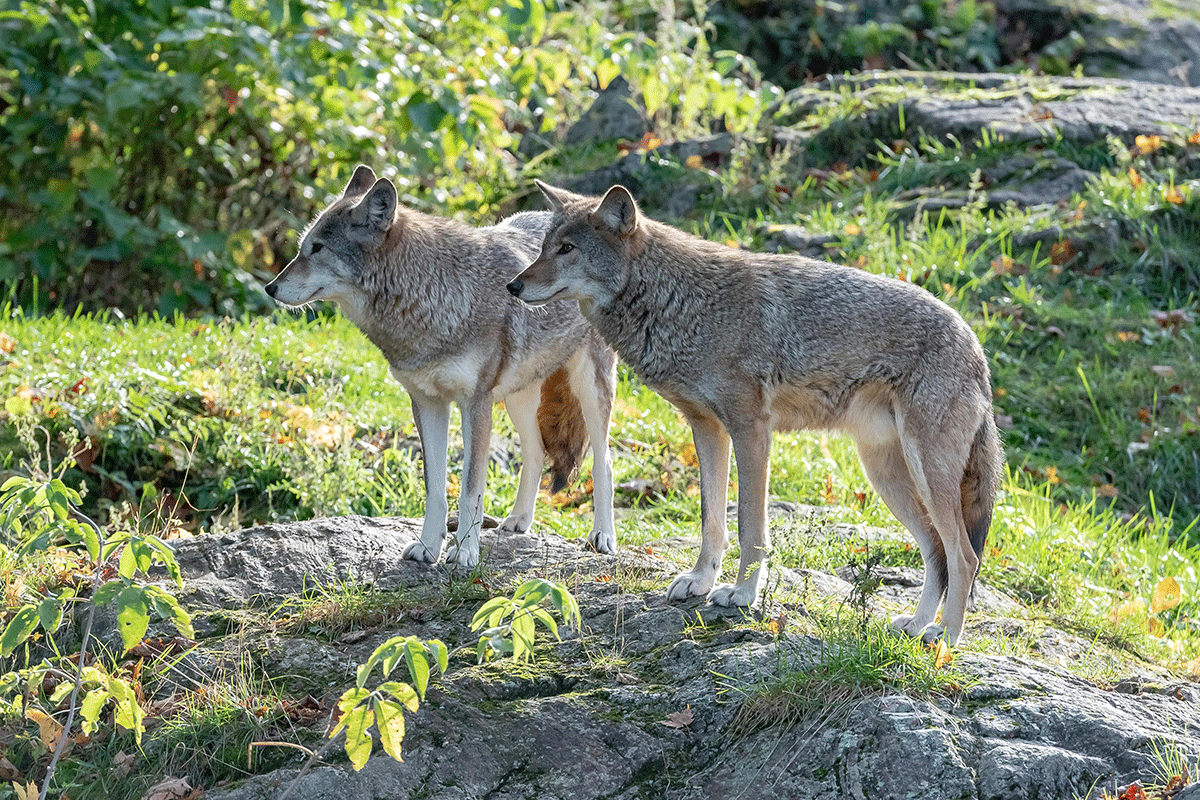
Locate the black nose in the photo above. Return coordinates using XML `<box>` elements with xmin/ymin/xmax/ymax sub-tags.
<box><xmin>506</xmin><ymin>279</ymin><xmax>523</xmax><ymax>297</ymax></box>
<box><xmin>265</xmin><ymin>282</ymin><xmax>278</xmax><ymax>298</ymax></box>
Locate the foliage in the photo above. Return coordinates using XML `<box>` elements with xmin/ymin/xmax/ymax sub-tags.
<box><xmin>329</xmin><ymin>636</ymin><xmax>447</xmax><ymax>771</ymax></box>
<box><xmin>471</xmin><ymin>578</ymin><xmax>581</xmax><ymax>663</ymax></box>
<box><xmin>0</xmin><ymin>459</ymin><xmax>192</xmax><ymax>798</ymax></box>
<box><xmin>0</xmin><ymin>0</ymin><xmax>769</xmax><ymax>316</ymax></box>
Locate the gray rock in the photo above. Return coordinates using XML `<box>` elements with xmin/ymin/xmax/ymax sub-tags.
<box><xmin>174</xmin><ymin>517</ymin><xmax>1200</xmax><ymax>800</ymax></box>
<box><xmin>565</xmin><ymin>75</ymin><xmax>648</xmax><ymax>147</ymax></box>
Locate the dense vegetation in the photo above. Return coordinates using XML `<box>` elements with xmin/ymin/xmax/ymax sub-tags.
<box><xmin>2</xmin><ymin>0</ymin><xmax>1199</xmax><ymax>796</ymax></box>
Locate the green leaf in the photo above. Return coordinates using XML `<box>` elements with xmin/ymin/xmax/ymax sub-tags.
<box><xmin>531</xmin><ymin>607</ymin><xmax>558</xmax><ymax>641</ymax></box>
<box><xmin>144</xmin><ymin>536</ymin><xmax>184</xmax><ymax>587</ymax></box>
<box><xmin>373</xmin><ymin>697</ymin><xmax>407</xmax><ymax>762</ymax></box>
<box><xmin>80</xmin><ymin>687</ymin><xmax>109</xmax><ymax>735</ymax></box>
<box><xmin>1</xmin><ymin>605</ymin><xmax>40</xmax><ymax>656</ymax></box>
<box><xmin>512</xmin><ymin>610</ymin><xmax>535</xmax><ymax>662</ymax></box>
<box><xmin>331</xmin><ymin>687</ymin><xmax>371</xmax><ymax>737</ymax></box>
<box><xmin>146</xmin><ymin>586</ymin><xmax>194</xmax><ymax>639</ymax></box>
<box><xmin>36</xmin><ymin>595</ymin><xmax>63</xmax><ymax>635</ymax></box>
<box><xmin>428</xmin><ymin>639</ymin><xmax>448</xmax><ymax>675</ymax></box>
<box><xmin>471</xmin><ymin>597</ymin><xmax>510</xmax><ymax>631</ymax></box>
<box><xmin>403</xmin><ymin>640</ymin><xmax>431</xmax><ymax>700</ymax></box>
<box><xmin>378</xmin><ymin>681</ymin><xmax>420</xmax><ymax>713</ymax></box>
<box><xmin>115</xmin><ymin>584</ymin><xmax>150</xmax><ymax>652</ymax></box>
<box><xmin>93</xmin><ymin>580</ymin><xmax>125</xmax><ymax>606</ymax></box>
<box><xmin>107</xmin><ymin>676</ymin><xmax>145</xmax><ymax>744</ymax></box>
<box><xmin>341</xmin><ymin>704</ymin><xmax>374</xmax><ymax>771</ymax></box>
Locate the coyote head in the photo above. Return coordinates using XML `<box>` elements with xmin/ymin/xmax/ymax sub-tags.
<box><xmin>265</xmin><ymin>165</ymin><xmax>397</xmax><ymax>321</ymax></box>
<box><xmin>507</xmin><ymin>181</ymin><xmax>641</xmax><ymax>314</ymax></box>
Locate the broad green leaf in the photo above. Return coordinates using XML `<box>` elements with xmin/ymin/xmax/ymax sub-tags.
<box><xmin>146</xmin><ymin>586</ymin><xmax>194</xmax><ymax>639</ymax></box>
<box><xmin>331</xmin><ymin>687</ymin><xmax>371</xmax><ymax>737</ymax></box>
<box><xmin>471</xmin><ymin>597</ymin><xmax>510</xmax><ymax>631</ymax></box>
<box><xmin>1</xmin><ymin>605</ymin><xmax>39</xmax><ymax>656</ymax></box>
<box><xmin>80</xmin><ymin>687</ymin><xmax>109</xmax><ymax>735</ymax></box>
<box><xmin>36</xmin><ymin>595</ymin><xmax>63</xmax><ymax>635</ymax></box>
<box><xmin>341</xmin><ymin>704</ymin><xmax>374</xmax><ymax>771</ymax></box>
<box><xmin>115</xmin><ymin>584</ymin><xmax>150</xmax><ymax>652</ymax></box>
<box><xmin>512</xmin><ymin>610</ymin><xmax>535</xmax><ymax>662</ymax></box>
<box><xmin>145</xmin><ymin>536</ymin><xmax>184</xmax><ymax>587</ymax></box>
<box><xmin>107</xmin><ymin>676</ymin><xmax>145</xmax><ymax>744</ymax></box>
<box><xmin>93</xmin><ymin>580</ymin><xmax>125</xmax><ymax>606</ymax></box>
<box><xmin>379</xmin><ymin>681</ymin><xmax>420</xmax><ymax>713</ymax></box>
<box><xmin>531</xmin><ymin>607</ymin><xmax>558</xmax><ymax>640</ymax></box>
<box><xmin>428</xmin><ymin>639</ymin><xmax>448</xmax><ymax>675</ymax></box>
<box><xmin>403</xmin><ymin>640</ymin><xmax>430</xmax><ymax>700</ymax></box>
<box><xmin>373</xmin><ymin>697</ymin><xmax>406</xmax><ymax>762</ymax></box>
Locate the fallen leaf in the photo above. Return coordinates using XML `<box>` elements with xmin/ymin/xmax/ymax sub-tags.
<box><xmin>1189</xmin><ymin>130</ymin><xmax>1200</xmax><ymax>146</ymax></box>
<box><xmin>1098</xmin><ymin>484</ymin><xmax>1119</xmax><ymax>498</ymax></box>
<box><xmin>112</xmin><ymin>750</ymin><xmax>136</xmax><ymax>779</ymax></box>
<box><xmin>0</xmin><ymin>332</ymin><xmax>16</xmax><ymax>353</ymax></box>
<box><xmin>660</xmin><ymin>706</ymin><xmax>694</xmax><ymax>729</ymax></box>
<box><xmin>1151</xmin><ymin>576</ymin><xmax>1182</xmax><ymax>614</ymax></box>
<box><xmin>12</xmin><ymin>781</ymin><xmax>38</xmax><ymax>800</ymax></box>
<box><xmin>1128</xmin><ymin>167</ymin><xmax>1144</xmax><ymax>187</ymax></box>
<box><xmin>142</xmin><ymin>776</ymin><xmax>199</xmax><ymax>800</ymax></box>
<box><xmin>26</xmin><ymin>706</ymin><xmax>64</xmax><ymax>752</ymax></box>
<box><xmin>1164</xmin><ymin>186</ymin><xmax>1185</xmax><ymax>204</ymax></box>
<box><xmin>685</xmin><ymin>154</ymin><xmax>703</xmax><ymax>169</ymax></box>
<box><xmin>933</xmin><ymin>639</ymin><xmax>953</xmax><ymax>670</ymax></box>
<box><xmin>1050</xmin><ymin>240</ymin><xmax>1076</xmax><ymax>265</ymax></box>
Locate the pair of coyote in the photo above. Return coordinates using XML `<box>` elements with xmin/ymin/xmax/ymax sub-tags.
<box><xmin>266</xmin><ymin>165</ymin><xmax>1002</xmax><ymax>645</ymax></box>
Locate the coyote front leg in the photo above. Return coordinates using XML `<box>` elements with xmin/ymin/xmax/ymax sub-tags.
<box><xmin>667</xmin><ymin>414</ymin><xmax>731</xmax><ymax>601</ymax></box>
<box><xmin>708</xmin><ymin>418</ymin><xmax>770</xmax><ymax>607</ymax></box>
<box><xmin>445</xmin><ymin>389</ymin><xmax>493</xmax><ymax>569</ymax></box>
<box><xmin>500</xmin><ymin>381</ymin><xmax>545</xmax><ymax>535</ymax></box>
<box><xmin>403</xmin><ymin>390</ymin><xmax>451</xmax><ymax>564</ymax></box>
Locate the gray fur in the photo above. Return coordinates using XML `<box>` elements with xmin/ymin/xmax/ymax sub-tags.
<box><xmin>511</xmin><ymin>181</ymin><xmax>1003</xmax><ymax>645</ymax></box>
<box><xmin>265</xmin><ymin>167</ymin><xmax>618</xmax><ymax>568</ymax></box>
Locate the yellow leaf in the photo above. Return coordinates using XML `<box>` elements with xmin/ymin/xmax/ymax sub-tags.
<box><xmin>678</xmin><ymin>441</ymin><xmax>699</xmax><ymax>467</ymax></box>
<box><xmin>1148</xmin><ymin>617</ymin><xmax>1166</xmax><ymax>637</ymax></box>
<box><xmin>0</xmin><ymin>332</ymin><xmax>14</xmax><ymax>354</ymax></box>
<box><xmin>1164</xmin><ymin>186</ymin><xmax>1185</xmax><ymax>204</ymax></box>
<box><xmin>844</xmin><ymin>223</ymin><xmax>861</xmax><ymax>235</ymax></box>
<box><xmin>1190</xmin><ymin>130</ymin><xmax>1200</xmax><ymax>146</ymax></box>
<box><xmin>25</xmin><ymin>707</ymin><xmax>64</xmax><ymax>751</ymax></box>
<box><xmin>933</xmin><ymin>639</ymin><xmax>953</xmax><ymax>670</ymax></box>
<box><xmin>1128</xmin><ymin>167</ymin><xmax>1144</xmax><ymax>187</ymax></box>
<box><xmin>12</xmin><ymin>781</ymin><xmax>38</xmax><ymax>800</ymax></box>
<box><xmin>685</xmin><ymin>154</ymin><xmax>703</xmax><ymax>169</ymax></box>
<box><xmin>1109</xmin><ymin>597</ymin><xmax>1147</xmax><ymax>624</ymax></box>
<box><xmin>1045</xmin><ymin>466</ymin><xmax>1059</xmax><ymax>485</ymax></box>
<box><xmin>1152</xmin><ymin>576</ymin><xmax>1182</xmax><ymax>614</ymax></box>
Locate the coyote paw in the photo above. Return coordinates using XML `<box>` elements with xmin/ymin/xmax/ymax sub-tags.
<box><xmin>402</xmin><ymin>540</ymin><xmax>441</xmax><ymax>564</ymax></box>
<box><xmin>666</xmin><ymin>570</ymin><xmax>716</xmax><ymax>602</ymax></box>
<box><xmin>585</xmin><ymin>528</ymin><xmax>617</xmax><ymax>555</ymax></box>
<box><xmin>444</xmin><ymin>540</ymin><xmax>480</xmax><ymax>570</ymax></box>
<box><xmin>499</xmin><ymin>513</ymin><xmax>531</xmax><ymax>533</ymax></box>
<box><xmin>889</xmin><ymin>614</ymin><xmax>922</xmax><ymax>637</ymax></box>
<box><xmin>919</xmin><ymin>623</ymin><xmax>950</xmax><ymax>646</ymax></box>
<box><xmin>707</xmin><ymin>582</ymin><xmax>755</xmax><ymax>608</ymax></box>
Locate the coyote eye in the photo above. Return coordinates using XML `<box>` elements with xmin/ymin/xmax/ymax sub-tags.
<box><xmin>310</xmin><ymin>242</ymin><xmax>324</xmax><ymax>255</ymax></box>
<box><xmin>557</xmin><ymin>242</ymin><xmax>575</xmax><ymax>255</ymax></box>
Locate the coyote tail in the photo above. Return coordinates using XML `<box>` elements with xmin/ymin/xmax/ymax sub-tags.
<box><xmin>961</xmin><ymin>412</ymin><xmax>1003</xmax><ymax>606</ymax></box>
<box><xmin>538</xmin><ymin>368</ymin><xmax>590</xmax><ymax>494</ymax></box>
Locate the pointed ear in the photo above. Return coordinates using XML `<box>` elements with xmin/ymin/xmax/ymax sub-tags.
<box><xmin>591</xmin><ymin>185</ymin><xmax>639</xmax><ymax>237</ymax></box>
<box><xmin>535</xmin><ymin>179</ymin><xmax>573</xmax><ymax>213</ymax></box>
<box><xmin>355</xmin><ymin>178</ymin><xmax>397</xmax><ymax>232</ymax></box>
<box><xmin>343</xmin><ymin>165</ymin><xmax>377</xmax><ymax>198</ymax></box>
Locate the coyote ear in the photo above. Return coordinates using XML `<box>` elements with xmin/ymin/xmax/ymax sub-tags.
<box><xmin>592</xmin><ymin>185</ymin><xmax>639</xmax><ymax>237</ymax></box>
<box><xmin>343</xmin><ymin>165</ymin><xmax>377</xmax><ymax>198</ymax></box>
<box><xmin>534</xmin><ymin>179</ymin><xmax>571</xmax><ymax>212</ymax></box>
<box><xmin>357</xmin><ymin>178</ymin><xmax>397</xmax><ymax>232</ymax></box>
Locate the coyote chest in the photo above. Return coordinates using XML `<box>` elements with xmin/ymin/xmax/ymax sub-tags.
<box><xmin>389</xmin><ymin>348</ymin><xmax>543</xmax><ymax>402</ymax></box>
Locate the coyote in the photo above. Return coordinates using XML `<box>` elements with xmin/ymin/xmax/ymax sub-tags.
<box><xmin>507</xmin><ymin>181</ymin><xmax>1002</xmax><ymax>644</ymax></box>
<box><xmin>266</xmin><ymin>166</ymin><xmax>617</xmax><ymax>569</ymax></box>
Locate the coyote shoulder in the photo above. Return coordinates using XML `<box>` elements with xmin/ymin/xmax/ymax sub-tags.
<box><xmin>508</xmin><ymin>181</ymin><xmax>1002</xmax><ymax>644</ymax></box>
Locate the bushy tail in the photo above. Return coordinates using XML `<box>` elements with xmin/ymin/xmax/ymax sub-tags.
<box><xmin>537</xmin><ymin>368</ymin><xmax>589</xmax><ymax>494</ymax></box>
<box><xmin>961</xmin><ymin>412</ymin><xmax>1004</xmax><ymax>605</ymax></box>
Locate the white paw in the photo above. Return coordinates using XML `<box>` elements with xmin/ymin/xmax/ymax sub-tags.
<box><xmin>666</xmin><ymin>570</ymin><xmax>716</xmax><ymax>602</ymax></box>
<box><xmin>586</xmin><ymin>528</ymin><xmax>617</xmax><ymax>554</ymax></box>
<box><xmin>445</xmin><ymin>539</ymin><xmax>480</xmax><ymax>570</ymax></box>
<box><xmin>499</xmin><ymin>514</ymin><xmax>532</xmax><ymax>533</ymax></box>
<box><xmin>707</xmin><ymin>582</ymin><xmax>755</xmax><ymax>608</ymax></box>
<box><xmin>403</xmin><ymin>540</ymin><xmax>441</xmax><ymax>564</ymax></box>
